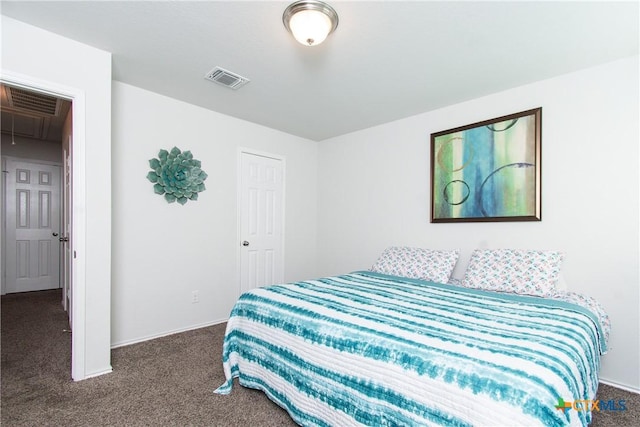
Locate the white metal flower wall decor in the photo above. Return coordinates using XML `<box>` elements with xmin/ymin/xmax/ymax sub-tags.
<box><xmin>146</xmin><ymin>147</ymin><xmax>208</xmax><ymax>205</ymax></box>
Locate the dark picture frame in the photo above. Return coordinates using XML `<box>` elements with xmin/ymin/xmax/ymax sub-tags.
<box><xmin>430</xmin><ymin>108</ymin><xmax>542</xmax><ymax>223</ymax></box>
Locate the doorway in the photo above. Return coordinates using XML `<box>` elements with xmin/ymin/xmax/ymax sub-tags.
<box><xmin>1</xmin><ymin>82</ymin><xmax>74</xmax><ymax>374</ymax></box>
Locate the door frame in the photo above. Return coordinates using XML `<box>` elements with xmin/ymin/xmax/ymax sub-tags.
<box><xmin>236</xmin><ymin>148</ymin><xmax>286</xmax><ymax>297</ymax></box>
<box><xmin>61</xmin><ymin>138</ymin><xmax>71</xmax><ymax>314</ymax></box>
<box><xmin>1</xmin><ymin>71</ymin><xmax>88</xmax><ymax>381</ymax></box>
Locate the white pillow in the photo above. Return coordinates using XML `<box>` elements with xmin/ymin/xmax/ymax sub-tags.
<box><xmin>556</xmin><ymin>273</ymin><xmax>568</xmax><ymax>291</ymax></box>
<box><xmin>461</xmin><ymin>249</ymin><xmax>564</xmax><ymax>297</ymax></box>
<box><xmin>371</xmin><ymin>246</ymin><xmax>459</xmax><ymax>283</ymax></box>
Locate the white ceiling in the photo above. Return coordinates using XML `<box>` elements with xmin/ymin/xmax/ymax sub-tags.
<box><xmin>2</xmin><ymin>1</ymin><xmax>638</xmax><ymax>141</ymax></box>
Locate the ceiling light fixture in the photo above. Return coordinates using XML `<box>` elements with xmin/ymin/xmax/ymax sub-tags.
<box><xmin>283</xmin><ymin>0</ymin><xmax>338</xmax><ymax>47</ymax></box>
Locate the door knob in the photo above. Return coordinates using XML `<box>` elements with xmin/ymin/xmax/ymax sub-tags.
<box><xmin>242</xmin><ymin>241</ymin><xmax>250</xmax><ymax>246</ymax></box>
<box><xmin>52</xmin><ymin>232</ymin><xmax>59</xmax><ymax>236</ymax></box>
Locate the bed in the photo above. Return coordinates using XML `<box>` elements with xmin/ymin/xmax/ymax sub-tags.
<box><xmin>215</xmin><ymin>248</ymin><xmax>609</xmax><ymax>427</ymax></box>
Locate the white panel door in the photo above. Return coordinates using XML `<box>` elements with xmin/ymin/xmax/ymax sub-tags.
<box><xmin>239</xmin><ymin>151</ymin><xmax>284</xmax><ymax>294</ymax></box>
<box><xmin>5</xmin><ymin>159</ymin><xmax>61</xmax><ymax>293</ymax></box>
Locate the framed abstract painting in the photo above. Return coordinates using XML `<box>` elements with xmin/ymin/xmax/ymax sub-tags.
<box><xmin>430</xmin><ymin>108</ymin><xmax>542</xmax><ymax>223</ymax></box>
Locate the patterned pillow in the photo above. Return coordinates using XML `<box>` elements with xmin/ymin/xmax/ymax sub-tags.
<box><xmin>461</xmin><ymin>249</ymin><xmax>564</xmax><ymax>297</ymax></box>
<box><xmin>370</xmin><ymin>246</ymin><xmax>459</xmax><ymax>283</ymax></box>
<box><xmin>548</xmin><ymin>290</ymin><xmax>611</xmax><ymax>350</ymax></box>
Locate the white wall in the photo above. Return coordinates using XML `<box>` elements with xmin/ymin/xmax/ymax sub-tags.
<box><xmin>1</xmin><ymin>135</ymin><xmax>62</xmax><ymax>163</ymax></box>
<box><xmin>1</xmin><ymin>16</ymin><xmax>112</xmax><ymax>379</ymax></box>
<box><xmin>317</xmin><ymin>56</ymin><xmax>639</xmax><ymax>390</ymax></box>
<box><xmin>110</xmin><ymin>82</ymin><xmax>318</xmax><ymax>346</ymax></box>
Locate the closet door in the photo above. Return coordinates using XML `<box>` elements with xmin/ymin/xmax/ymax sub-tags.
<box><xmin>238</xmin><ymin>151</ymin><xmax>284</xmax><ymax>295</ymax></box>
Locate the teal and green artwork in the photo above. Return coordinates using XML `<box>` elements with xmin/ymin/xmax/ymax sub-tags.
<box><xmin>430</xmin><ymin>108</ymin><xmax>541</xmax><ymax>222</ymax></box>
<box><xmin>146</xmin><ymin>147</ymin><xmax>208</xmax><ymax>205</ymax></box>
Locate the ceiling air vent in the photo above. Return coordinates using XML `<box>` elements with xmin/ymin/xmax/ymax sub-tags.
<box><xmin>7</xmin><ymin>87</ymin><xmax>60</xmax><ymax>116</ymax></box>
<box><xmin>204</xmin><ymin>67</ymin><xmax>250</xmax><ymax>90</ymax></box>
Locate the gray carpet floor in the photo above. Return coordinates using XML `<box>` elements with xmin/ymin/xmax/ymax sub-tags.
<box><xmin>1</xmin><ymin>289</ymin><xmax>638</xmax><ymax>426</ymax></box>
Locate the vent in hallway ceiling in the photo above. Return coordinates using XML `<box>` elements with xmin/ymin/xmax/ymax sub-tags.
<box><xmin>204</xmin><ymin>67</ymin><xmax>250</xmax><ymax>90</ymax></box>
<box><xmin>6</xmin><ymin>87</ymin><xmax>61</xmax><ymax>116</ymax></box>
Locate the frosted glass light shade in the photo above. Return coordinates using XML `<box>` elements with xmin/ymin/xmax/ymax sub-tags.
<box><xmin>289</xmin><ymin>10</ymin><xmax>332</xmax><ymax>46</ymax></box>
<box><xmin>283</xmin><ymin>1</ymin><xmax>338</xmax><ymax>47</ymax></box>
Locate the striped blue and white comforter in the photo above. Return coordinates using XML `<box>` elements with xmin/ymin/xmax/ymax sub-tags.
<box><xmin>215</xmin><ymin>271</ymin><xmax>606</xmax><ymax>426</ymax></box>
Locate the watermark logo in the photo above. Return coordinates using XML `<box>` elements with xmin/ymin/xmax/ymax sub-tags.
<box><xmin>555</xmin><ymin>398</ymin><xmax>627</xmax><ymax>413</ymax></box>
<box><xmin>554</xmin><ymin>398</ymin><xmax>572</xmax><ymax>413</ymax></box>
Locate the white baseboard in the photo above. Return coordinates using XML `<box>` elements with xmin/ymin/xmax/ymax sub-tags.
<box><xmin>110</xmin><ymin>318</ymin><xmax>228</xmax><ymax>349</ymax></box>
<box><xmin>599</xmin><ymin>378</ymin><xmax>640</xmax><ymax>394</ymax></box>
<box><xmin>79</xmin><ymin>367</ymin><xmax>113</xmax><ymax>381</ymax></box>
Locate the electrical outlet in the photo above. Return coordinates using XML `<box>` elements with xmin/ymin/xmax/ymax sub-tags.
<box><xmin>191</xmin><ymin>290</ymin><xmax>199</xmax><ymax>304</ymax></box>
